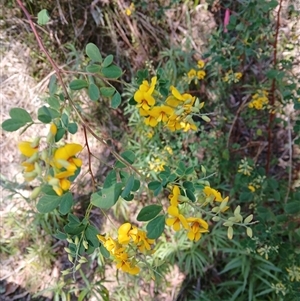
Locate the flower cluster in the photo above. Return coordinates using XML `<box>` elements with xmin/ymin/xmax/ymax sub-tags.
<box><xmin>125</xmin><ymin>2</ymin><xmax>135</xmax><ymax>16</ymax></box>
<box><xmin>248</xmin><ymin>89</ymin><xmax>269</xmax><ymax>110</ymax></box>
<box><xmin>187</xmin><ymin>60</ymin><xmax>206</xmax><ymax>84</ymax></box>
<box><xmin>148</xmin><ymin>146</ymin><xmax>173</xmax><ymax>173</ymax></box>
<box><xmin>223</xmin><ymin>70</ymin><xmax>242</xmax><ymax>83</ymax></box>
<box><xmin>97</xmin><ymin>222</ymin><xmax>155</xmax><ymax>275</ymax></box>
<box><xmin>134</xmin><ymin>77</ymin><xmax>204</xmax><ymax>132</ymax></box>
<box><xmin>238</xmin><ymin>158</ymin><xmax>253</xmax><ymax>176</ymax></box>
<box><xmin>286</xmin><ymin>265</ymin><xmax>300</xmax><ymax>282</ymax></box>
<box><xmin>18</xmin><ymin>123</ymin><xmax>83</xmax><ymax>197</ymax></box>
<box><xmin>166</xmin><ymin>186</ymin><xmax>209</xmax><ymax>242</ymax></box>
<box><xmin>48</xmin><ymin>141</ymin><xmax>83</xmax><ymax>196</ymax></box>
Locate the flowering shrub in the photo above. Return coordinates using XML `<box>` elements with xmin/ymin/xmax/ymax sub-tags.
<box><xmin>2</xmin><ymin>0</ymin><xmax>300</xmax><ymax>300</ymax></box>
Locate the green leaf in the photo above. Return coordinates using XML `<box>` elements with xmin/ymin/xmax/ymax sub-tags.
<box><xmin>37</xmin><ymin>108</ymin><xmax>51</xmax><ymax>124</ymax></box>
<box><xmin>55</xmin><ymin>127</ymin><xmax>66</xmax><ymax>142</ymax></box>
<box><xmin>68</xmin><ymin>213</ymin><xmax>80</xmax><ymax>224</ymax></box>
<box><xmin>86</xmin><ymin>43</ymin><xmax>103</xmax><ymax>63</ymax></box>
<box><xmin>115</xmin><ymin>150</ymin><xmax>136</xmax><ymax>168</ymax></box>
<box><xmin>146</xmin><ymin>215</ymin><xmax>165</xmax><ymax>239</ymax></box>
<box><xmin>137</xmin><ymin>205</ymin><xmax>162</xmax><ymax>222</ymax></box>
<box><xmin>148</xmin><ymin>181</ymin><xmax>162</xmax><ymax>196</ymax></box>
<box><xmin>132</xmin><ymin>179</ymin><xmax>140</xmax><ymax>191</ymax></box>
<box><xmin>186</xmin><ymin>189</ymin><xmax>196</xmax><ymax>202</ymax></box>
<box><xmin>38</xmin><ymin>106</ymin><xmax>53</xmax><ymax>123</ymax></box>
<box><xmin>47</xmin><ymin>96</ymin><xmax>60</xmax><ymax>110</ymax></box>
<box><xmin>183</xmin><ymin>181</ymin><xmax>194</xmax><ymax>191</ymax></box>
<box><xmin>48</xmin><ymin>75</ymin><xmax>57</xmax><ymax>95</ymax></box>
<box><xmin>61</xmin><ymin>113</ymin><xmax>69</xmax><ymax>127</ymax></box>
<box><xmin>101</xmin><ymin>65</ymin><xmax>122</xmax><ymax>79</ymax></box>
<box><xmin>1</xmin><ymin>119</ymin><xmax>26</xmax><ymax>132</ymax></box>
<box><xmin>88</xmin><ymin>83</ymin><xmax>100</xmax><ymax>101</ymax></box>
<box><xmin>9</xmin><ymin>108</ymin><xmax>32</xmax><ymax>123</ymax></box>
<box><xmin>37</xmin><ymin>9</ymin><xmax>50</xmax><ymax>25</ymax></box>
<box><xmin>86</xmin><ymin>64</ymin><xmax>101</xmax><ymax>73</ymax></box>
<box><xmin>54</xmin><ymin>230</ymin><xmax>67</xmax><ymax>240</ymax></box>
<box><xmin>103</xmin><ymin>170</ymin><xmax>117</xmax><ymax>188</ymax></box>
<box><xmin>111</xmin><ymin>92</ymin><xmax>121</xmax><ymax>109</ymax></box>
<box><xmin>59</xmin><ymin>192</ymin><xmax>73</xmax><ymax>215</ymax></box>
<box><xmin>37</xmin><ymin>194</ymin><xmax>61</xmax><ymax>213</ymax></box>
<box><xmin>121</xmin><ymin>175</ymin><xmax>135</xmax><ymax>198</ymax></box>
<box><xmin>69</xmin><ymin>79</ymin><xmax>88</xmax><ymax>90</ymax></box>
<box><xmin>100</xmin><ymin>244</ymin><xmax>110</xmax><ymax>258</ymax></box>
<box><xmin>102</xmin><ymin>54</ymin><xmax>114</xmax><ymax>68</ymax></box>
<box><xmin>100</xmin><ymin>87</ymin><xmax>115</xmax><ymax>97</ymax></box>
<box><xmin>64</xmin><ymin>223</ymin><xmax>85</xmax><ymax>236</ymax></box>
<box><xmin>67</xmin><ymin>123</ymin><xmax>78</xmax><ymax>134</ymax></box>
<box><xmin>85</xmin><ymin>225</ymin><xmax>99</xmax><ymax>247</ymax></box>
<box><xmin>91</xmin><ymin>183</ymin><xmax>123</xmax><ymax>209</ymax></box>
<box><xmin>185</xmin><ymin>167</ymin><xmax>194</xmax><ymax>175</ymax></box>
<box><xmin>284</xmin><ymin>201</ymin><xmax>300</xmax><ymax>214</ymax></box>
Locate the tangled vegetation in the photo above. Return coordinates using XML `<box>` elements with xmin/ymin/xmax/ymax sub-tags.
<box><xmin>1</xmin><ymin>0</ymin><xmax>300</xmax><ymax>300</ymax></box>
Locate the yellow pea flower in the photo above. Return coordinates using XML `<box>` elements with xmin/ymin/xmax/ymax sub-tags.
<box><xmin>18</xmin><ymin>141</ymin><xmax>39</xmax><ymax>157</ymax></box>
<box><xmin>186</xmin><ymin>217</ymin><xmax>209</xmax><ymax>241</ymax></box>
<box><xmin>118</xmin><ymin>223</ymin><xmax>138</xmax><ymax>244</ymax></box>
<box><xmin>166</xmin><ymin>205</ymin><xmax>189</xmax><ymax>231</ymax></box>
<box><xmin>169</xmin><ymin>185</ymin><xmax>180</xmax><ymax>206</ymax></box>
<box><xmin>203</xmin><ymin>186</ymin><xmax>223</xmax><ymax>202</ymax></box>
<box><xmin>134</xmin><ymin>76</ymin><xmax>157</xmax><ymax>110</ymax></box>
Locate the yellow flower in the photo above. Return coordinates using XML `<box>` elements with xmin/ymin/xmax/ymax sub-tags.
<box><xmin>151</xmin><ymin>105</ymin><xmax>174</xmax><ymax>123</ymax></box>
<box><xmin>48</xmin><ymin>176</ymin><xmax>71</xmax><ymax>196</ymax></box>
<box><xmin>147</xmin><ymin>130</ymin><xmax>154</xmax><ymax>138</ymax></box>
<box><xmin>166</xmin><ymin>114</ymin><xmax>182</xmax><ymax>131</ymax></box>
<box><xmin>166</xmin><ymin>86</ymin><xmax>195</xmax><ymax>109</ymax></box>
<box><xmin>21</xmin><ymin>161</ymin><xmax>35</xmax><ymax>172</ymax></box>
<box><xmin>135</xmin><ymin>230</ymin><xmax>155</xmax><ymax>253</ymax></box>
<box><xmin>235</xmin><ymin>72</ymin><xmax>242</xmax><ymax>80</ymax></box>
<box><xmin>248</xmin><ymin>90</ymin><xmax>269</xmax><ymax>110</ymax></box>
<box><xmin>248</xmin><ymin>185</ymin><xmax>256</xmax><ymax>192</ymax></box>
<box><xmin>50</xmin><ymin>123</ymin><xmax>57</xmax><ymax>135</ymax></box>
<box><xmin>166</xmin><ymin>205</ymin><xmax>189</xmax><ymax>231</ymax></box>
<box><xmin>144</xmin><ymin>114</ymin><xmax>158</xmax><ymax>127</ymax></box>
<box><xmin>18</xmin><ymin>141</ymin><xmax>39</xmax><ymax>157</ymax></box>
<box><xmin>52</xmin><ymin>143</ymin><xmax>83</xmax><ymax>171</ymax></box>
<box><xmin>149</xmin><ymin>158</ymin><xmax>165</xmax><ymax>172</ymax></box>
<box><xmin>115</xmin><ymin>251</ymin><xmax>140</xmax><ymax>275</ymax></box>
<box><xmin>97</xmin><ymin>235</ymin><xmax>122</xmax><ymax>255</ymax></box>
<box><xmin>203</xmin><ymin>186</ymin><xmax>223</xmax><ymax>202</ymax></box>
<box><xmin>197</xmin><ymin>60</ymin><xmax>205</xmax><ymax>69</ymax></box>
<box><xmin>187</xmin><ymin>69</ymin><xmax>197</xmax><ymax>79</ymax></box>
<box><xmin>169</xmin><ymin>185</ymin><xmax>180</xmax><ymax>206</ymax></box>
<box><xmin>186</xmin><ymin>217</ymin><xmax>209</xmax><ymax>241</ymax></box>
<box><xmin>134</xmin><ymin>77</ymin><xmax>157</xmax><ymax>111</ymax></box>
<box><xmin>197</xmin><ymin>70</ymin><xmax>206</xmax><ymax>80</ymax></box>
<box><xmin>164</xmin><ymin>146</ymin><xmax>173</xmax><ymax>155</ymax></box>
<box><xmin>118</xmin><ymin>223</ymin><xmax>138</xmax><ymax>244</ymax></box>
<box><xmin>125</xmin><ymin>2</ymin><xmax>135</xmax><ymax>16</ymax></box>
<box><xmin>180</xmin><ymin>120</ymin><xmax>197</xmax><ymax>132</ymax></box>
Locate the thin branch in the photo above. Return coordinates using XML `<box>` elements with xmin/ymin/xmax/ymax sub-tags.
<box><xmin>83</xmin><ymin>126</ymin><xmax>96</xmax><ymax>191</ymax></box>
<box><xmin>266</xmin><ymin>0</ymin><xmax>283</xmax><ymax>174</ymax></box>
